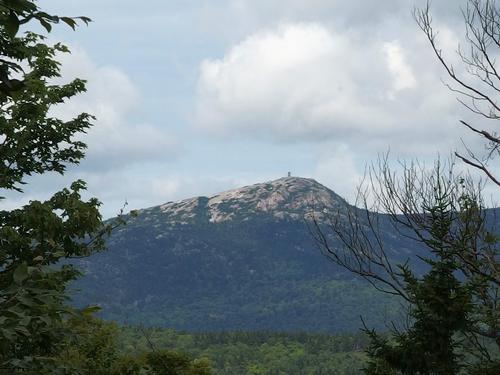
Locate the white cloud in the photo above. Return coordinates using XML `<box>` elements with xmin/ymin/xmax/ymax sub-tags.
<box><xmin>2</xmin><ymin>44</ymin><xmax>182</xmax><ymax>218</ymax></box>
<box><xmin>51</xmin><ymin>45</ymin><xmax>180</xmax><ymax>170</ymax></box>
<box><xmin>195</xmin><ymin>22</ymin><xmax>463</xmax><ymax>154</ymax></box>
<box><xmin>384</xmin><ymin>42</ymin><xmax>417</xmax><ymax>93</ymax></box>
<box><xmin>312</xmin><ymin>144</ymin><xmax>364</xmax><ymax>203</ymax></box>
<box><xmin>9</xmin><ymin>0</ymin><xmax>497</xmax><ymax>217</ymax></box>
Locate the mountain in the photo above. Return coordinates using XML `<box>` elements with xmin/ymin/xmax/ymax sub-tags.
<box><xmin>71</xmin><ymin>177</ymin><xmax>408</xmax><ymax>333</ymax></box>
<box><xmin>155</xmin><ymin>176</ymin><xmax>347</xmax><ymax>224</ymax></box>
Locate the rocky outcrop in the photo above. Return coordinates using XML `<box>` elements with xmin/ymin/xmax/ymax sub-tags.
<box><xmin>149</xmin><ymin>177</ymin><xmax>347</xmax><ymax>224</ymax></box>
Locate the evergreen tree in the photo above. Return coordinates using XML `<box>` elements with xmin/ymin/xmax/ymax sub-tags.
<box><xmin>365</xmin><ymin>269</ymin><xmax>469</xmax><ymax>373</ymax></box>
<box><xmin>364</xmin><ymin>195</ymin><xmax>472</xmax><ymax>374</ymax></box>
<box><xmin>310</xmin><ymin>160</ymin><xmax>500</xmax><ymax>373</ymax></box>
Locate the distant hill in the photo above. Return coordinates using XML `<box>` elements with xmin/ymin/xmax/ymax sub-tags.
<box><xmin>71</xmin><ymin>177</ymin><xmax>423</xmax><ymax>333</ymax></box>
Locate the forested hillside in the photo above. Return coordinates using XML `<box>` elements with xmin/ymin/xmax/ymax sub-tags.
<box><xmin>71</xmin><ymin>177</ymin><xmax>420</xmax><ymax>333</ymax></box>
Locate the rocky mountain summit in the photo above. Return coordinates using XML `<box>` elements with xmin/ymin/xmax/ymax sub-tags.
<box><xmin>73</xmin><ymin>176</ymin><xmax>400</xmax><ymax>333</ymax></box>
<box><xmin>139</xmin><ymin>177</ymin><xmax>347</xmax><ymax>225</ymax></box>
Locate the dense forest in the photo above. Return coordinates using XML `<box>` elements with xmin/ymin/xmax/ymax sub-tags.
<box><xmin>72</xmin><ymin>214</ymin><xmax>403</xmax><ymax>333</ymax></box>
<box><xmin>60</xmin><ymin>320</ymin><xmax>368</xmax><ymax>375</ymax></box>
<box><xmin>118</xmin><ymin>328</ymin><xmax>367</xmax><ymax>374</ymax></box>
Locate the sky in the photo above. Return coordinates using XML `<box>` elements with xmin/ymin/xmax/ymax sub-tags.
<box><xmin>5</xmin><ymin>0</ymin><xmax>500</xmax><ymax>218</ymax></box>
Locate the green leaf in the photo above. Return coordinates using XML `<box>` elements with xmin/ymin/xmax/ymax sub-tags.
<box><xmin>0</xmin><ymin>328</ymin><xmax>15</xmax><ymax>340</ymax></box>
<box><xmin>3</xmin><ymin>0</ymin><xmax>37</xmax><ymax>13</ymax></box>
<box><xmin>60</xmin><ymin>16</ymin><xmax>76</xmax><ymax>30</ymax></box>
<box><xmin>19</xmin><ymin>315</ymin><xmax>31</xmax><ymax>326</ymax></box>
<box><xmin>18</xmin><ymin>295</ymin><xmax>35</xmax><ymax>308</ymax></box>
<box><xmin>37</xmin><ymin>315</ymin><xmax>51</xmax><ymax>326</ymax></box>
<box><xmin>13</xmin><ymin>263</ymin><xmax>28</xmax><ymax>284</ymax></box>
<box><xmin>78</xmin><ymin>16</ymin><xmax>92</xmax><ymax>25</ymax></box>
<box><xmin>6</xmin><ymin>306</ymin><xmax>25</xmax><ymax>317</ymax></box>
<box><xmin>52</xmin><ymin>250</ymin><xmax>66</xmax><ymax>258</ymax></box>
<box><xmin>0</xmin><ymin>65</ymin><xmax>9</xmax><ymax>84</ymax></box>
<box><xmin>81</xmin><ymin>304</ymin><xmax>101</xmax><ymax>316</ymax></box>
<box><xmin>39</xmin><ymin>18</ymin><xmax>52</xmax><ymax>33</ymax></box>
<box><xmin>5</xmin><ymin>10</ymin><xmax>19</xmax><ymax>37</ymax></box>
<box><xmin>14</xmin><ymin>326</ymin><xmax>30</xmax><ymax>336</ymax></box>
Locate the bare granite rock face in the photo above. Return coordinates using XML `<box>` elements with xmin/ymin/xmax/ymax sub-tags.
<box><xmin>152</xmin><ymin>177</ymin><xmax>347</xmax><ymax>224</ymax></box>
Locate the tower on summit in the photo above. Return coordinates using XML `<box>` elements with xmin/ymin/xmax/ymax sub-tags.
<box><xmin>287</xmin><ymin>172</ymin><xmax>291</xmax><ymax>177</ymax></box>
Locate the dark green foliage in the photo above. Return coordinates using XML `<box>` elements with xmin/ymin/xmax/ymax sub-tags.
<box><xmin>55</xmin><ymin>316</ymin><xmax>120</xmax><ymax>374</ymax></box>
<box><xmin>0</xmin><ymin>5</ymin><xmax>92</xmax><ymax>192</ymax></box>
<box><xmin>0</xmin><ymin>3</ymin><xmax>212</xmax><ymax>374</ymax></box>
<box><xmin>118</xmin><ymin>327</ymin><xmax>368</xmax><ymax>374</ymax></box>
<box><xmin>0</xmin><ymin>1</ymin><xmax>116</xmax><ymax>372</ymax></box>
<box><xmin>310</xmin><ymin>159</ymin><xmax>500</xmax><ymax>372</ymax></box>
<box><xmin>328</xmin><ymin>170</ymin><xmax>500</xmax><ymax>373</ymax></box>
<box><xmin>360</xmin><ymin>197</ymin><xmax>474</xmax><ymax>373</ymax></box>
<box><xmin>365</xmin><ymin>262</ymin><xmax>471</xmax><ymax>373</ymax></box>
<box><xmin>54</xmin><ymin>317</ymin><xmax>212</xmax><ymax>375</ymax></box>
<box><xmin>110</xmin><ymin>352</ymin><xmax>211</xmax><ymax>375</ymax></box>
<box><xmin>72</xmin><ymin>216</ymin><xmax>404</xmax><ymax>333</ymax></box>
<box><xmin>469</xmin><ymin>362</ymin><xmax>500</xmax><ymax>375</ymax></box>
<box><xmin>143</xmin><ymin>350</ymin><xmax>212</xmax><ymax>375</ymax></box>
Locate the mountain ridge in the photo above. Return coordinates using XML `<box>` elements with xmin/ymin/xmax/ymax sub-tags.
<box><xmin>72</xmin><ymin>176</ymin><xmax>406</xmax><ymax>333</ymax></box>
<box><xmin>135</xmin><ymin>176</ymin><xmax>348</xmax><ymax>225</ymax></box>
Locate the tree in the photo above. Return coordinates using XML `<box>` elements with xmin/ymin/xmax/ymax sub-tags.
<box><xmin>309</xmin><ymin>158</ymin><xmax>500</xmax><ymax>373</ymax></box>
<box><xmin>310</xmin><ymin>1</ymin><xmax>500</xmax><ymax>372</ymax></box>
<box><xmin>0</xmin><ymin>3</ymin><xmax>212</xmax><ymax>374</ymax></box>
<box><xmin>55</xmin><ymin>316</ymin><xmax>213</xmax><ymax>375</ymax></box>
<box><xmin>0</xmin><ymin>1</ymin><xmax>118</xmax><ymax>372</ymax></box>
<box><xmin>415</xmin><ymin>0</ymin><xmax>500</xmax><ymax>185</ymax></box>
